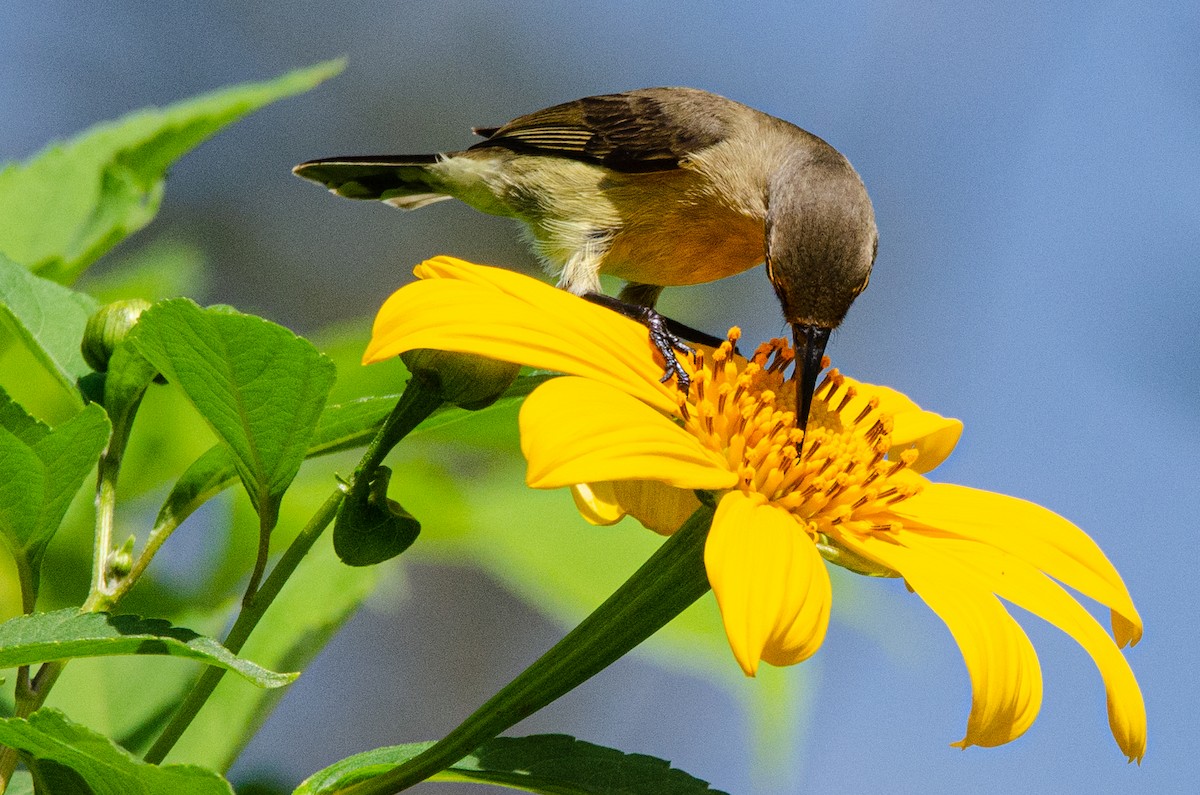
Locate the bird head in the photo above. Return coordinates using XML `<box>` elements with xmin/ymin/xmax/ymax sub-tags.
<box><xmin>765</xmin><ymin>145</ymin><xmax>877</xmax><ymax>436</ymax></box>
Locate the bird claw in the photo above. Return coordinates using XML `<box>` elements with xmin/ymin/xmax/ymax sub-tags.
<box><xmin>642</xmin><ymin>309</ymin><xmax>693</xmax><ymax>393</ymax></box>
<box><xmin>580</xmin><ymin>292</ymin><xmax>694</xmax><ymax>394</ymax></box>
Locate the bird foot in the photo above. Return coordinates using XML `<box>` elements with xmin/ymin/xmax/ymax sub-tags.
<box><xmin>643</xmin><ymin>309</ymin><xmax>694</xmax><ymax>392</ymax></box>
<box><xmin>582</xmin><ymin>293</ymin><xmax>694</xmax><ymax>393</ymax></box>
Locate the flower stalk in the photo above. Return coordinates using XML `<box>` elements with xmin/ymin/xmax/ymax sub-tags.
<box><xmin>335</xmin><ymin>502</ymin><xmax>716</xmax><ymax>795</ymax></box>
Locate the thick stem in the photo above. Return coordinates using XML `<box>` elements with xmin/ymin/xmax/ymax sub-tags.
<box><xmin>334</xmin><ymin>503</ymin><xmax>716</xmax><ymax>795</ymax></box>
<box><xmin>142</xmin><ymin>488</ymin><xmax>343</xmax><ymax>765</ymax></box>
<box><xmin>144</xmin><ymin>377</ymin><xmax>444</xmax><ymax>765</ymax></box>
<box><xmin>351</xmin><ymin>369</ymin><xmax>443</xmax><ymax>495</ymax></box>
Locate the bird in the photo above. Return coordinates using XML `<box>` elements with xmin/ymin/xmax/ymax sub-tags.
<box><xmin>293</xmin><ymin>87</ymin><xmax>878</xmax><ymax>434</ymax></box>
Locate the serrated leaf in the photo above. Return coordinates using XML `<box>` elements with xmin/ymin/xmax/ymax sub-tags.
<box><xmin>0</xmin><ymin>384</ymin><xmax>52</xmax><ymax>445</ymax></box>
<box><xmin>0</xmin><ymin>253</ymin><xmax>99</xmax><ymax>403</ymax></box>
<box><xmin>0</xmin><ymin>708</ymin><xmax>233</xmax><ymax>795</ymax></box>
<box><xmin>128</xmin><ymin>298</ymin><xmax>335</xmax><ymax>520</ymax></box>
<box><xmin>295</xmin><ymin>734</ymin><xmax>729</xmax><ymax>795</ymax></box>
<box><xmin>0</xmin><ymin>609</ymin><xmax>295</xmax><ymax>688</ymax></box>
<box><xmin>29</xmin><ymin>405</ymin><xmax>112</xmax><ymax>552</ymax></box>
<box><xmin>0</xmin><ymin>394</ymin><xmax>110</xmax><ymax>598</ymax></box>
<box><xmin>0</xmin><ymin>60</ymin><xmax>344</xmax><ymax>283</ymax></box>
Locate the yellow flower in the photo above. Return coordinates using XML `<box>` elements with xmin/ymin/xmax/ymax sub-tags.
<box><xmin>365</xmin><ymin>256</ymin><xmax>1146</xmax><ymax>762</ymax></box>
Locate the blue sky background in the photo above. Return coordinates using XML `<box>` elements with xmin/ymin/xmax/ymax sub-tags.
<box><xmin>3</xmin><ymin>2</ymin><xmax>1197</xmax><ymax>792</ymax></box>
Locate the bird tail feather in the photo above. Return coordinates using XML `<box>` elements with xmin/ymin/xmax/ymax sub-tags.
<box><xmin>292</xmin><ymin>155</ymin><xmax>450</xmax><ymax>209</ymax></box>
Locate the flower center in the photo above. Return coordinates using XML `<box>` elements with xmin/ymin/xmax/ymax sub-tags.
<box><xmin>679</xmin><ymin>330</ymin><xmax>921</xmax><ymax>540</ymax></box>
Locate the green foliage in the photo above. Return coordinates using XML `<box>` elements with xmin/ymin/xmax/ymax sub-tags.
<box><xmin>0</xmin><ymin>610</ymin><xmax>294</xmax><ymax>689</ymax></box>
<box><xmin>0</xmin><ymin>709</ymin><xmax>234</xmax><ymax>794</ymax></box>
<box><xmin>0</xmin><ymin>392</ymin><xmax>110</xmax><ymax>603</ymax></box>
<box><xmin>0</xmin><ymin>255</ymin><xmax>99</xmax><ymax>405</ymax></box>
<box><xmin>128</xmin><ymin>299</ymin><xmax>335</xmax><ymax>522</ymax></box>
<box><xmin>0</xmin><ymin>60</ymin><xmax>344</xmax><ymax>284</ymax></box>
<box><xmin>296</xmin><ymin>734</ymin><xmax>730</xmax><ymax>795</ymax></box>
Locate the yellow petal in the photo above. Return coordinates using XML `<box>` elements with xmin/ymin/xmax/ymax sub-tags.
<box><xmin>570</xmin><ymin>483</ymin><xmax>625</xmax><ymax>526</ymax></box>
<box><xmin>911</xmin><ymin>533</ymin><xmax>1145</xmax><ymax>762</ymax></box>
<box><xmin>611</xmin><ymin>480</ymin><xmax>702</xmax><ymax>536</ymax></box>
<box><xmin>704</xmin><ymin>491</ymin><xmax>831</xmax><ymax>676</ymax></box>
<box><xmin>364</xmin><ymin>257</ymin><xmax>680</xmax><ymax>413</ymax></box>
<box><xmin>842</xmin><ymin>376</ymin><xmax>963</xmax><ymax>474</ymax></box>
<box><xmin>519</xmin><ymin>378</ymin><xmax>736</xmax><ymax>491</ymax></box>
<box><xmin>845</xmin><ymin>531</ymin><xmax>1044</xmax><ymax>749</ymax></box>
<box><xmin>892</xmin><ymin>484</ymin><xmax>1142</xmax><ymax>647</ymax></box>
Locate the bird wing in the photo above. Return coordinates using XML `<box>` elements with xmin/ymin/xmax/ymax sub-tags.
<box><xmin>469</xmin><ymin>88</ymin><xmax>729</xmax><ymax>173</ymax></box>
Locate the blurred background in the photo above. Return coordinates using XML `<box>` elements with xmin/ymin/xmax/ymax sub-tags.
<box><xmin>3</xmin><ymin>1</ymin><xmax>1197</xmax><ymax>792</ymax></box>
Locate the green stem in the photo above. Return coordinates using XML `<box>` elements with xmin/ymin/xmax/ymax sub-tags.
<box><xmin>350</xmin><ymin>369</ymin><xmax>443</xmax><ymax>497</ymax></box>
<box><xmin>334</xmin><ymin>503</ymin><xmax>716</xmax><ymax>795</ymax></box>
<box><xmin>0</xmin><ymin>390</ymin><xmax>144</xmax><ymax>789</ymax></box>
<box><xmin>242</xmin><ymin>498</ymin><xmax>279</xmax><ymax>606</ymax></box>
<box><xmin>0</xmin><ymin>660</ymin><xmax>68</xmax><ymax>788</ymax></box>
<box><xmin>142</xmin><ymin>487</ymin><xmax>343</xmax><ymax>765</ymax></box>
<box><xmin>85</xmin><ymin>391</ymin><xmax>144</xmax><ymax>611</ymax></box>
<box><xmin>144</xmin><ymin>378</ymin><xmax>444</xmax><ymax>765</ymax></box>
<box><xmin>106</xmin><ymin>514</ymin><xmax>182</xmax><ymax>607</ymax></box>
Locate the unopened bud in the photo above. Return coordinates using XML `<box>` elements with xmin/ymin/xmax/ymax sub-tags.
<box><xmin>400</xmin><ymin>349</ymin><xmax>520</xmax><ymax>410</ymax></box>
<box><xmin>81</xmin><ymin>299</ymin><xmax>152</xmax><ymax>373</ymax></box>
<box><xmin>108</xmin><ymin>535</ymin><xmax>136</xmax><ymax>579</ymax></box>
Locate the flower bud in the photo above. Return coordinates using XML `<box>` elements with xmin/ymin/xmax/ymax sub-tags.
<box><xmin>107</xmin><ymin>534</ymin><xmax>136</xmax><ymax>579</ymax></box>
<box><xmin>399</xmin><ymin>348</ymin><xmax>520</xmax><ymax>410</ymax></box>
<box><xmin>81</xmin><ymin>299</ymin><xmax>152</xmax><ymax>373</ymax></box>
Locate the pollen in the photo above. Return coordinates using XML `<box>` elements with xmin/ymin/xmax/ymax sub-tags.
<box><xmin>681</xmin><ymin>333</ymin><xmax>922</xmax><ymax>540</ymax></box>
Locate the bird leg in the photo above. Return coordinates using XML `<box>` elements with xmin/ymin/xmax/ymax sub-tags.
<box><xmin>582</xmin><ymin>292</ymin><xmax>705</xmax><ymax>392</ymax></box>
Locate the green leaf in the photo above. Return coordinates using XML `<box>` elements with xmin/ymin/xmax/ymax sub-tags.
<box><xmin>27</xmin><ymin>757</ymin><xmax>92</xmax><ymax>795</ymax></box>
<box><xmin>101</xmin><ymin>335</ymin><xmax>162</xmax><ymax>424</ymax></box>
<box><xmin>295</xmin><ymin>734</ymin><xmax>729</xmax><ymax>795</ymax></box>
<box><xmin>0</xmin><ymin>708</ymin><xmax>234</xmax><ymax>795</ymax></box>
<box><xmin>152</xmin><ymin>445</ymin><xmax>239</xmax><ymax>536</ymax></box>
<box><xmin>0</xmin><ymin>60</ymin><xmax>345</xmax><ymax>283</ymax></box>
<box><xmin>0</xmin><ymin>253</ymin><xmax>99</xmax><ymax>403</ymax></box>
<box><xmin>0</xmin><ymin>609</ymin><xmax>295</xmax><ymax>688</ymax></box>
<box><xmin>128</xmin><ymin>298</ymin><xmax>335</xmax><ymax>521</ymax></box>
<box><xmin>149</xmin><ymin>373</ymin><xmax>552</xmax><ymax>540</ymax></box>
<box><xmin>304</xmin><ymin>371</ymin><xmax>553</xmax><ymax>455</ymax></box>
<box><xmin>0</xmin><ymin>393</ymin><xmax>110</xmax><ymax>599</ymax></box>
